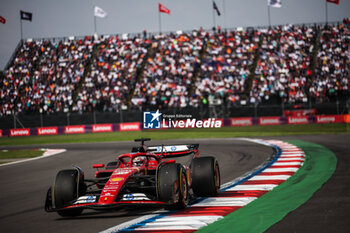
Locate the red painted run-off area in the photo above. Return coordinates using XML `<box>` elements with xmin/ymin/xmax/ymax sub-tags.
<box><xmin>1</xmin><ymin>114</ymin><xmax>349</xmax><ymax>137</ymax></box>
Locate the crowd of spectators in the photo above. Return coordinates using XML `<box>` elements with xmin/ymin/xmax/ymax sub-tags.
<box><xmin>196</xmin><ymin>28</ymin><xmax>260</xmax><ymax>106</ymax></box>
<box><xmin>132</xmin><ymin>31</ymin><xmax>204</xmax><ymax>109</ymax></box>
<box><xmin>74</xmin><ymin>35</ymin><xmax>149</xmax><ymax>113</ymax></box>
<box><xmin>252</xmin><ymin>24</ymin><xmax>316</xmax><ymax>104</ymax></box>
<box><xmin>1</xmin><ymin>22</ymin><xmax>349</xmax><ymax>116</ymax></box>
<box><xmin>312</xmin><ymin>24</ymin><xmax>349</xmax><ymax>102</ymax></box>
<box><xmin>1</xmin><ymin>37</ymin><xmax>93</xmax><ymax>116</ymax></box>
<box><xmin>1</xmin><ymin>40</ymin><xmax>39</xmax><ymax>116</ymax></box>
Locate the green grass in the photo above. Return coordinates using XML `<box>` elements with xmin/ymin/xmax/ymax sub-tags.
<box><xmin>0</xmin><ymin>150</ymin><xmax>44</xmax><ymax>159</ymax></box>
<box><xmin>0</xmin><ymin>123</ymin><xmax>349</xmax><ymax>146</ymax></box>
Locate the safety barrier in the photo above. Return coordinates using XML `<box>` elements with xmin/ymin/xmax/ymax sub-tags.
<box><xmin>1</xmin><ymin>114</ymin><xmax>348</xmax><ymax>137</ymax></box>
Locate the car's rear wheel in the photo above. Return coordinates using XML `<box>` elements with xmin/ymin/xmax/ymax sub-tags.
<box><xmin>157</xmin><ymin>163</ymin><xmax>188</xmax><ymax>209</ymax></box>
<box><xmin>53</xmin><ymin>169</ymin><xmax>85</xmax><ymax>217</ymax></box>
<box><xmin>191</xmin><ymin>156</ymin><xmax>220</xmax><ymax>197</ymax></box>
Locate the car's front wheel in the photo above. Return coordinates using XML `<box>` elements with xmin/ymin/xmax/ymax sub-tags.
<box><xmin>53</xmin><ymin>169</ymin><xmax>85</xmax><ymax>217</ymax></box>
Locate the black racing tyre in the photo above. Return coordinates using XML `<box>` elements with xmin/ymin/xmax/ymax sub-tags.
<box><xmin>53</xmin><ymin>169</ymin><xmax>84</xmax><ymax>217</ymax></box>
<box><xmin>157</xmin><ymin>163</ymin><xmax>188</xmax><ymax>210</ymax></box>
<box><xmin>191</xmin><ymin>156</ymin><xmax>220</xmax><ymax>197</ymax></box>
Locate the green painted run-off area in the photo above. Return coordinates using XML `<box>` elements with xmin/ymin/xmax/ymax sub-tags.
<box><xmin>197</xmin><ymin>140</ymin><xmax>337</xmax><ymax>233</ymax></box>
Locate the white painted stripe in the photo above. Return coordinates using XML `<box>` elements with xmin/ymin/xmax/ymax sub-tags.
<box><xmin>227</xmin><ymin>184</ymin><xmax>278</xmax><ymax>191</ymax></box>
<box><xmin>282</xmin><ymin>151</ymin><xmax>303</xmax><ymax>153</ymax></box>
<box><xmin>278</xmin><ymin>158</ymin><xmax>304</xmax><ymax>161</ymax></box>
<box><xmin>270</xmin><ymin>144</ymin><xmax>294</xmax><ymax>147</ymax></box>
<box><xmin>249</xmin><ymin>175</ymin><xmax>291</xmax><ymax>180</ymax></box>
<box><xmin>281</xmin><ymin>151</ymin><xmax>304</xmax><ymax>154</ymax></box>
<box><xmin>280</xmin><ymin>153</ymin><xmax>304</xmax><ymax>157</ymax></box>
<box><xmin>273</xmin><ymin>162</ymin><xmax>303</xmax><ymax>165</ymax></box>
<box><xmin>0</xmin><ymin>149</ymin><xmax>66</xmax><ymax>167</ymax></box>
<box><xmin>137</xmin><ymin>216</ymin><xmax>222</xmax><ymax>230</ymax></box>
<box><xmin>99</xmin><ymin>213</ymin><xmax>161</xmax><ymax>233</ymax></box>
<box><xmin>191</xmin><ymin>197</ymin><xmax>257</xmax><ymax>207</ymax></box>
<box><xmin>281</xmin><ymin>146</ymin><xmax>301</xmax><ymax>151</ymax></box>
<box><xmin>263</xmin><ymin>167</ymin><xmax>299</xmax><ymax>172</ymax></box>
<box><xmin>154</xmin><ymin>216</ymin><xmax>221</xmax><ymax>223</ymax></box>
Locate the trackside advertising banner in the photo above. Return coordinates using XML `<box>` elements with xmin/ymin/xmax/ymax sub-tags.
<box><xmin>287</xmin><ymin>116</ymin><xmax>309</xmax><ymax>125</ymax></box>
<box><xmin>64</xmin><ymin>125</ymin><xmax>85</xmax><ymax>134</ymax></box>
<box><xmin>119</xmin><ymin>122</ymin><xmax>141</xmax><ymax>131</ymax></box>
<box><xmin>230</xmin><ymin>117</ymin><xmax>253</xmax><ymax>126</ymax></box>
<box><xmin>2</xmin><ymin>114</ymin><xmax>347</xmax><ymax>137</ymax></box>
<box><xmin>345</xmin><ymin>114</ymin><xmax>350</xmax><ymax>123</ymax></box>
<box><xmin>92</xmin><ymin>124</ymin><xmax>113</xmax><ymax>133</ymax></box>
<box><xmin>37</xmin><ymin>127</ymin><xmax>58</xmax><ymax>135</ymax></box>
<box><xmin>316</xmin><ymin>115</ymin><xmax>344</xmax><ymax>124</ymax></box>
<box><xmin>259</xmin><ymin>116</ymin><xmax>281</xmax><ymax>125</ymax></box>
<box><xmin>10</xmin><ymin>128</ymin><xmax>30</xmax><ymax>137</ymax></box>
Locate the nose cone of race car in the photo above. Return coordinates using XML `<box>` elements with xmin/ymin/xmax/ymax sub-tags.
<box><xmin>98</xmin><ymin>168</ymin><xmax>139</xmax><ymax>204</ymax></box>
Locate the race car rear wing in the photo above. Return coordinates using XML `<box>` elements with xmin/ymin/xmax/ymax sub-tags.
<box><xmin>131</xmin><ymin>138</ymin><xmax>199</xmax><ymax>157</ymax></box>
<box><xmin>147</xmin><ymin>144</ymin><xmax>199</xmax><ymax>157</ymax></box>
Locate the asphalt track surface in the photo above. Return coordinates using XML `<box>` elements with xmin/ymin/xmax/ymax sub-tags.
<box><xmin>265</xmin><ymin>135</ymin><xmax>350</xmax><ymax>233</ymax></box>
<box><xmin>0</xmin><ymin>135</ymin><xmax>348</xmax><ymax>233</ymax></box>
<box><xmin>0</xmin><ymin>139</ymin><xmax>274</xmax><ymax>233</ymax></box>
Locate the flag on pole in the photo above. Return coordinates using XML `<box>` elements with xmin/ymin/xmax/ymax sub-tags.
<box><xmin>158</xmin><ymin>3</ymin><xmax>170</xmax><ymax>14</ymax></box>
<box><xmin>0</xmin><ymin>16</ymin><xmax>6</xmax><ymax>24</ymax></box>
<box><xmin>268</xmin><ymin>0</ymin><xmax>282</xmax><ymax>8</ymax></box>
<box><xmin>326</xmin><ymin>0</ymin><xmax>339</xmax><ymax>4</ymax></box>
<box><xmin>20</xmin><ymin>11</ymin><xmax>32</xmax><ymax>21</ymax></box>
<box><xmin>94</xmin><ymin>6</ymin><xmax>107</xmax><ymax>18</ymax></box>
<box><xmin>213</xmin><ymin>1</ymin><xmax>221</xmax><ymax>16</ymax></box>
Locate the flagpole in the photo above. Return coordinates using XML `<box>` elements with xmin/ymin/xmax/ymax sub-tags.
<box><xmin>20</xmin><ymin>18</ymin><xmax>23</xmax><ymax>43</ymax></box>
<box><xmin>212</xmin><ymin>1</ymin><xmax>216</xmax><ymax>29</ymax></box>
<box><xmin>223</xmin><ymin>0</ymin><xmax>226</xmax><ymax>29</ymax></box>
<box><xmin>267</xmin><ymin>5</ymin><xmax>271</xmax><ymax>27</ymax></box>
<box><xmin>158</xmin><ymin>10</ymin><xmax>162</xmax><ymax>34</ymax></box>
<box><xmin>325</xmin><ymin>1</ymin><xmax>328</xmax><ymax>24</ymax></box>
<box><xmin>94</xmin><ymin>15</ymin><xmax>97</xmax><ymax>34</ymax></box>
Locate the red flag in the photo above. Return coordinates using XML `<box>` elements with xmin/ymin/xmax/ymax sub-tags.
<box><xmin>326</xmin><ymin>0</ymin><xmax>340</xmax><ymax>4</ymax></box>
<box><xmin>0</xmin><ymin>16</ymin><xmax>6</xmax><ymax>24</ymax></box>
<box><xmin>158</xmin><ymin>3</ymin><xmax>170</xmax><ymax>14</ymax></box>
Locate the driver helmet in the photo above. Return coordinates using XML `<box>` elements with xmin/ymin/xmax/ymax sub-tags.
<box><xmin>133</xmin><ymin>156</ymin><xmax>146</xmax><ymax>167</ymax></box>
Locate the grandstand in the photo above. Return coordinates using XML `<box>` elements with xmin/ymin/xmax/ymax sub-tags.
<box><xmin>0</xmin><ymin>21</ymin><xmax>349</xmax><ymax>129</ymax></box>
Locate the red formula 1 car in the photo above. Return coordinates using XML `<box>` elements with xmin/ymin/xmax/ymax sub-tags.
<box><xmin>45</xmin><ymin>138</ymin><xmax>220</xmax><ymax>217</ymax></box>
